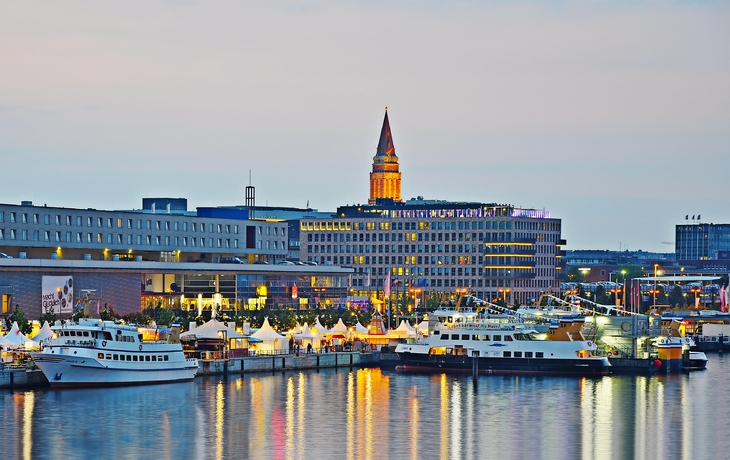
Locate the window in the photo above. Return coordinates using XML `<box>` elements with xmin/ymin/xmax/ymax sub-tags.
<box><xmin>525</xmin><ymin>352</ymin><xmax>533</xmax><ymax>358</ymax></box>
<box><xmin>514</xmin><ymin>351</ymin><xmax>522</xmax><ymax>358</ymax></box>
<box><xmin>536</xmin><ymin>352</ymin><xmax>544</xmax><ymax>358</ymax></box>
<box><xmin>10</xmin><ymin>212</ymin><xmax>16</xmax><ymax>223</ymax></box>
<box><xmin>44</xmin><ymin>214</ymin><xmax>50</xmax><ymax>224</ymax></box>
<box><xmin>450</xmin><ymin>334</ymin><xmax>459</xmax><ymax>340</ymax></box>
<box><xmin>503</xmin><ymin>351</ymin><xmax>511</xmax><ymax>357</ymax></box>
<box><xmin>97</xmin><ymin>217</ymin><xmax>103</xmax><ymax>227</ymax></box>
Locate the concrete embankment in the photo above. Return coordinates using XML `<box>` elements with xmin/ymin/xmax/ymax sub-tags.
<box><xmin>197</xmin><ymin>351</ymin><xmax>380</xmax><ymax>375</ymax></box>
<box><xmin>0</xmin><ymin>368</ymin><xmax>49</xmax><ymax>389</ymax></box>
<box><xmin>0</xmin><ymin>352</ymin><xmax>381</xmax><ymax>389</ymax></box>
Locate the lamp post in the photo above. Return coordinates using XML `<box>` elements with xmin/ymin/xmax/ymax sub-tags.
<box><xmin>690</xmin><ymin>286</ymin><xmax>701</xmax><ymax>309</ymax></box>
<box><xmin>653</xmin><ymin>264</ymin><xmax>659</xmax><ymax>308</ymax></box>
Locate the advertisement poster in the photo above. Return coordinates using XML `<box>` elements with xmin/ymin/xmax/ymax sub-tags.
<box><xmin>42</xmin><ymin>276</ymin><xmax>74</xmax><ymax>315</ymax></box>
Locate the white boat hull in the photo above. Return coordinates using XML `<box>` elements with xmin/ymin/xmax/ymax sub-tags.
<box><xmin>32</xmin><ymin>352</ymin><xmax>198</xmax><ymax>387</ymax></box>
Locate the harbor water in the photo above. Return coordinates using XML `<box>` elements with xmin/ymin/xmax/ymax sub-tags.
<box><xmin>3</xmin><ymin>356</ymin><xmax>730</xmax><ymax>460</ymax></box>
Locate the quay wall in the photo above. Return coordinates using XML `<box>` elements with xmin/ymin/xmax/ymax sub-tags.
<box><xmin>197</xmin><ymin>351</ymin><xmax>379</xmax><ymax>375</ymax></box>
<box><xmin>0</xmin><ymin>369</ymin><xmax>48</xmax><ymax>389</ymax></box>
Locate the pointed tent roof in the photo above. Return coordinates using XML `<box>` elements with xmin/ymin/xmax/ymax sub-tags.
<box><xmin>293</xmin><ymin>322</ymin><xmax>319</xmax><ymax>339</ymax></box>
<box><xmin>0</xmin><ymin>333</ymin><xmax>16</xmax><ymax>347</ymax></box>
<box><xmin>330</xmin><ymin>318</ymin><xmax>348</xmax><ymax>334</ymax></box>
<box><xmin>251</xmin><ymin>317</ymin><xmax>288</xmax><ymax>341</ymax></box>
<box><xmin>417</xmin><ymin>320</ymin><xmax>430</xmax><ymax>334</ymax></box>
<box><xmin>5</xmin><ymin>322</ymin><xmax>39</xmax><ymax>349</ymax></box>
<box><xmin>374</xmin><ymin>109</ymin><xmax>396</xmax><ymax>160</ymax></box>
<box><xmin>393</xmin><ymin>320</ymin><xmax>417</xmax><ymax>337</ymax></box>
<box><xmin>180</xmin><ymin>318</ymin><xmax>247</xmax><ymax>340</ymax></box>
<box><xmin>312</xmin><ymin>317</ymin><xmax>330</xmax><ymax>335</ymax></box>
<box><xmin>32</xmin><ymin>321</ymin><xmax>54</xmax><ymax>342</ymax></box>
<box><xmin>354</xmin><ymin>322</ymin><xmax>369</xmax><ymax>334</ymax></box>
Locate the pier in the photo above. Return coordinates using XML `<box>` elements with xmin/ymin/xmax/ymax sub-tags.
<box><xmin>0</xmin><ymin>351</ymin><xmax>381</xmax><ymax>389</ymax></box>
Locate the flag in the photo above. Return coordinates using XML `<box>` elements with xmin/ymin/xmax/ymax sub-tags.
<box><xmin>384</xmin><ymin>272</ymin><xmax>391</xmax><ymax>297</ymax></box>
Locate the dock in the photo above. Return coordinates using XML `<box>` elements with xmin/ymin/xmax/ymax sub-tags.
<box><xmin>1</xmin><ymin>351</ymin><xmax>381</xmax><ymax>389</ymax></box>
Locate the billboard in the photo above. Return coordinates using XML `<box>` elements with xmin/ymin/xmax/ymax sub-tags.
<box><xmin>42</xmin><ymin>276</ymin><xmax>74</xmax><ymax>315</ymax></box>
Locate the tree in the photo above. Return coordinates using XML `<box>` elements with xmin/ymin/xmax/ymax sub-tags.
<box><xmin>8</xmin><ymin>305</ymin><xmax>33</xmax><ymax>335</ymax></box>
<box><xmin>668</xmin><ymin>285</ymin><xmax>684</xmax><ymax>309</ymax></box>
<box><xmin>38</xmin><ymin>306</ymin><xmax>58</xmax><ymax>326</ymax></box>
<box><xmin>594</xmin><ymin>285</ymin><xmax>611</xmax><ymax>305</ymax></box>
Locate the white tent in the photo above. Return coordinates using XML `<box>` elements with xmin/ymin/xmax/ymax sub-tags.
<box><xmin>416</xmin><ymin>320</ymin><xmax>430</xmax><ymax>335</ymax></box>
<box><xmin>329</xmin><ymin>318</ymin><xmax>348</xmax><ymax>334</ymax></box>
<box><xmin>293</xmin><ymin>322</ymin><xmax>320</xmax><ymax>351</ymax></box>
<box><xmin>32</xmin><ymin>321</ymin><xmax>54</xmax><ymax>342</ymax></box>
<box><xmin>354</xmin><ymin>322</ymin><xmax>369</xmax><ymax>334</ymax></box>
<box><xmin>391</xmin><ymin>320</ymin><xmax>417</xmax><ymax>338</ymax></box>
<box><xmin>251</xmin><ymin>317</ymin><xmax>288</xmax><ymax>352</ymax></box>
<box><xmin>0</xmin><ymin>334</ymin><xmax>16</xmax><ymax>348</ymax></box>
<box><xmin>5</xmin><ymin>322</ymin><xmax>39</xmax><ymax>349</ymax></box>
<box><xmin>312</xmin><ymin>317</ymin><xmax>330</xmax><ymax>335</ymax></box>
<box><xmin>180</xmin><ymin>318</ymin><xmax>247</xmax><ymax>340</ymax></box>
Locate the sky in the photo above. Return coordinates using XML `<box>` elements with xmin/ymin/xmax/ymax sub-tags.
<box><xmin>1</xmin><ymin>1</ymin><xmax>729</xmax><ymax>253</ymax></box>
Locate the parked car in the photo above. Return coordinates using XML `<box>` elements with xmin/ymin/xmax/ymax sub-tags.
<box><xmin>220</xmin><ymin>257</ymin><xmax>244</xmax><ymax>264</ymax></box>
<box><xmin>253</xmin><ymin>260</ymin><xmax>269</xmax><ymax>265</ymax></box>
<box><xmin>276</xmin><ymin>260</ymin><xmax>295</xmax><ymax>265</ymax></box>
<box><xmin>0</xmin><ymin>252</ymin><xmax>13</xmax><ymax>258</ymax></box>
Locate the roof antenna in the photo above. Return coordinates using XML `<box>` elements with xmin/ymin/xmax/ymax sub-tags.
<box><xmin>246</xmin><ymin>170</ymin><xmax>255</xmax><ymax>219</ymax></box>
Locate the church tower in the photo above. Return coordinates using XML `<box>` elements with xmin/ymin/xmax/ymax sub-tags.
<box><xmin>369</xmin><ymin>108</ymin><xmax>402</xmax><ymax>205</ymax></box>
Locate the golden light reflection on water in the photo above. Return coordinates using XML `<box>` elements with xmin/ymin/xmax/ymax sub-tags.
<box><xmin>440</xmin><ymin>374</ymin><xmax>449</xmax><ymax>460</ymax></box>
<box><xmin>22</xmin><ymin>391</ymin><xmax>34</xmax><ymax>460</ymax></box>
<box><xmin>215</xmin><ymin>381</ymin><xmax>224</xmax><ymax>460</ymax></box>
<box><xmin>286</xmin><ymin>376</ymin><xmax>295</xmax><ymax>460</ymax></box>
<box><xmin>409</xmin><ymin>386</ymin><xmax>419</xmax><ymax>460</ymax></box>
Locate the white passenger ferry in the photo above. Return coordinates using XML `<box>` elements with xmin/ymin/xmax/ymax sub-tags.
<box><xmin>31</xmin><ymin>318</ymin><xmax>198</xmax><ymax>387</ymax></box>
<box><xmin>395</xmin><ymin>316</ymin><xmax>610</xmax><ymax>376</ymax></box>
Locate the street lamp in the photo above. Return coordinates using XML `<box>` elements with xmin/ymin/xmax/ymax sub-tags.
<box><xmin>653</xmin><ymin>264</ymin><xmax>659</xmax><ymax>308</ymax></box>
<box><xmin>690</xmin><ymin>286</ymin><xmax>701</xmax><ymax>308</ymax></box>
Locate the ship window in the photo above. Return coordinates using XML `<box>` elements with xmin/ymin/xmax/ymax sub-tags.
<box><xmin>472</xmin><ymin>335</ymin><xmax>480</xmax><ymax>341</ymax></box>
<box><xmin>133</xmin><ymin>355</ymin><xmax>138</xmax><ymax>361</ymax></box>
<box><xmin>514</xmin><ymin>352</ymin><xmax>522</xmax><ymax>358</ymax></box>
<box><xmin>536</xmin><ymin>352</ymin><xmax>544</xmax><ymax>358</ymax></box>
<box><xmin>461</xmin><ymin>334</ymin><xmax>469</xmax><ymax>340</ymax></box>
<box><xmin>451</xmin><ymin>334</ymin><xmax>459</xmax><ymax>340</ymax></box>
<box><xmin>105</xmin><ymin>354</ymin><xmax>111</xmax><ymax>359</ymax></box>
<box><xmin>126</xmin><ymin>355</ymin><xmax>132</xmax><ymax>361</ymax></box>
<box><xmin>164</xmin><ymin>355</ymin><xmax>169</xmax><ymax>361</ymax></box>
<box><xmin>440</xmin><ymin>335</ymin><xmax>449</xmax><ymax>341</ymax></box>
<box><xmin>504</xmin><ymin>336</ymin><xmax>513</xmax><ymax>341</ymax></box>
<box><xmin>503</xmin><ymin>351</ymin><xmax>511</xmax><ymax>357</ymax></box>
<box><xmin>482</xmin><ymin>335</ymin><xmax>490</xmax><ymax>341</ymax></box>
<box><xmin>525</xmin><ymin>352</ymin><xmax>533</xmax><ymax>358</ymax></box>
<box><xmin>157</xmin><ymin>356</ymin><xmax>163</xmax><ymax>361</ymax></box>
<box><xmin>152</xmin><ymin>356</ymin><xmax>157</xmax><ymax>361</ymax></box>
<box><xmin>83</xmin><ymin>331</ymin><xmax>89</xmax><ymax>337</ymax></box>
<box><xmin>146</xmin><ymin>356</ymin><xmax>151</xmax><ymax>361</ymax></box>
<box><xmin>113</xmin><ymin>354</ymin><xmax>118</xmax><ymax>360</ymax></box>
<box><xmin>493</xmin><ymin>335</ymin><xmax>501</xmax><ymax>341</ymax></box>
<box><xmin>98</xmin><ymin>353</ymin><xmax>104</xmax><ymax>359</ymax></box>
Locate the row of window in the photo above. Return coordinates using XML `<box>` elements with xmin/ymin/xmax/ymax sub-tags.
<box><xmin>97</xmin><ymin>353</ymin><xmax>170</xmax><ymax>362</ymax></box>
<box><xmin>0</xmin><ymin>211</ymin><xmax>251</xmax><ymax>234</ymax></box>
<box><xmin>0</xmin><ymin>229</ymin><xmax>288</xmax><ymax>251</ymax></box>
<box><xmin>308</xmin><ymin>243</ymin><xmax>485</xmax><ymax>255</ymax></box>
<box><xmin>308</xmin><ymin>231</ymin><xmax>544</xmax><ymax>243</ymax></box>
<box><xmin>302</xmin><ymin>219</ymin><xmax>560</xmax><ymax>232</ymax></box>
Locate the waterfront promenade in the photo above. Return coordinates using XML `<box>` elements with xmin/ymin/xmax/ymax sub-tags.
<box><xmin>0</xmin><ymin>350</ymin><xmax>380</xmax><ymax>389</ymax></box>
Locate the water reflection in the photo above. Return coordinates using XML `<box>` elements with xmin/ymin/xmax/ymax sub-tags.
<box><xmin>4</xmin><ymin>360</ymin><xmax>730</xmax><ymax>459</ymax></box>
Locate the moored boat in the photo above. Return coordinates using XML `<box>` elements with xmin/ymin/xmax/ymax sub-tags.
<box><xmin>30</xmin><ymin>318</ymin><xmax>198</xmax><ymax>387</ymax></box>
<box><xmin>394</xmin><ymin>316</ymin><xmax>610</xmax><ymax>376</ymax></box>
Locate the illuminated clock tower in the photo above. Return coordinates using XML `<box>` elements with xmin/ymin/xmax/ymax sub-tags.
<box><xmin>369</xmin><ymin>108</ymin><xmax>402</xmax><ymax>204</ymax></box>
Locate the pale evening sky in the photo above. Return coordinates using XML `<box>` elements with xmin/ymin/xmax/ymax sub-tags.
<box><xmin>1</xmin><ymin>1</ymin><xmax>728</xmax><ymax>253</ymax></box>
